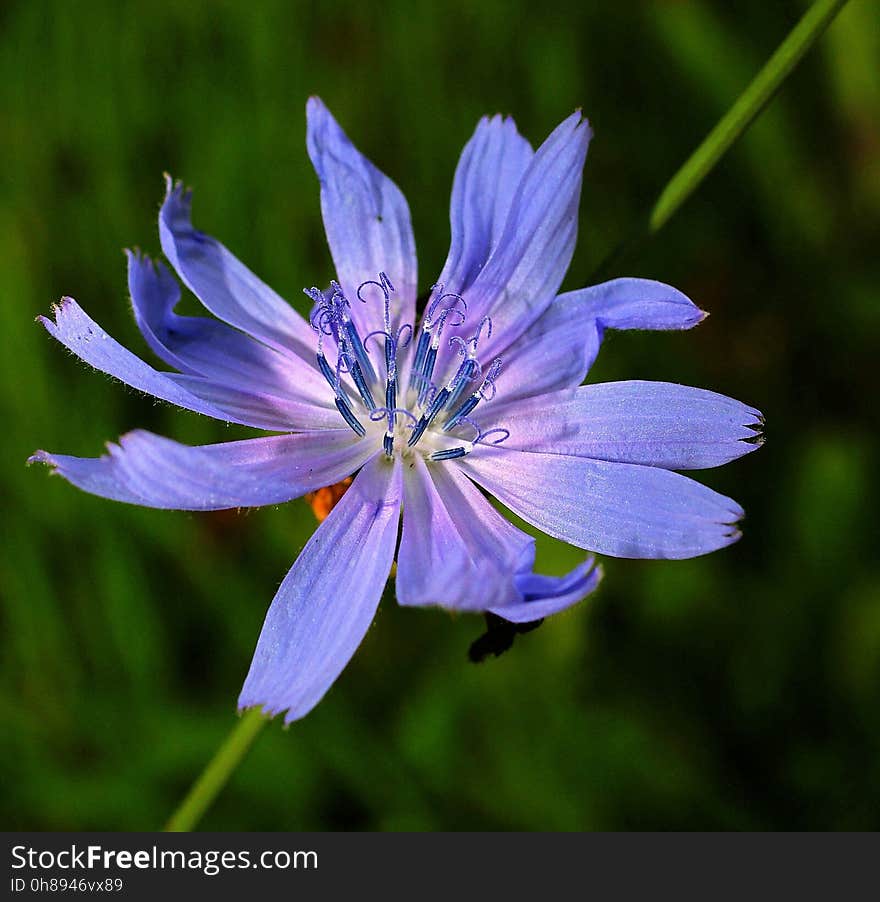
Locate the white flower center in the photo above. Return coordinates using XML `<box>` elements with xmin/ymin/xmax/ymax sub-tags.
<box><xmin>306</xmin><ymin>273</ymin><xmax>509</xmax><ymax>461</ymax></box>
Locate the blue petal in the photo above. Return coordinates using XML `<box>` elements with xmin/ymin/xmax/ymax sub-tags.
<box><xmin>238</xmin><ymin>456</ymin><xmax>402</xmax><ymax>723</ymax></box>
<box><xmin>445</xmin><ymin>111</ymin><xmax>591</xmax><ymax>366</ymax></box>
<box><xmin>397</xmin><ymin>456</ymin><xmax>532</xmax><ymax>610</ymax></box>
<box><xmin>437</xmin><ymin>114</ymin><xmax>533</xmax><ymax>294</ymax></box>
<box><xmin>490</xmin><ymin>556</ymin><xmax>602</xmax><ymax>623</ymax></box>
<box><xmin>398</xmin><ymin>458</ymin><xmax>602</xmax><ymax>620</ymax></box>
<box><xmin>159</xmin><ymin>176</ymin><xmax>316</xmax><ymax>360</ymax></box>
<box><xmin>30</xmin><ymin>430</ymin><xmax>374</xmax><ymax>510</ymax></box>
<box><xmin>166</xmin><ymin>375</ymin><xmax>341</xmax><ymax>431</ymax></box>
<box><xmin>567</xmin><ymin>277</ymin><xmax>706</xmax><ymax>332</ymax></box>
<box><xmin>40</xmin><ymin>298</ymin><xmax>245</xmax><ymax>423</ymax></box>
<box><xmin>495</xmin><ymin>278</ymin><xmax>706</xmax><ymax>402</ymax></box>
<box><xmin>488</xmin><ymin>382</ymin><xmax>764</xmax><ymax>469</ymax></box>
<box><xmin>458</xmin><ymin>448</ymin><xmax>744</xmax><ymax>559</ymax></box>
<box><xmin>128</xmin><ymin>250</ymin><xmax>330</xmax><ymax>408</ymax></box>
<box><xmin>39</xmin><ymin>297</ymin><xmax>339</xmax><ymax>432</ymax></box>
<box><xmin>306</xmin><ymin>97</ymin><xmax>417</xmax><ymax>339</ymax></box>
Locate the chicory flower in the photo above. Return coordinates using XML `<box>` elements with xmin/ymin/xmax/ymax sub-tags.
<box><xmin>32</xmin><ymin>98</ymin><xmax>762</xmax><ymax>722</ymax></box>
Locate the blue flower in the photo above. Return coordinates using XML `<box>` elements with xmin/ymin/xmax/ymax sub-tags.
<box><xmin>32</xmin><ymin>98</ymin><xmax>762</xmax><ymax>722</ymax></box>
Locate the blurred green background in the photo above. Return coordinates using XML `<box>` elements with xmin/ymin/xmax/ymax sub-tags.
<box><xmin>2</xmin><ymin>0</ymin><xmax>878</xmax><ymax>830</ymax></box>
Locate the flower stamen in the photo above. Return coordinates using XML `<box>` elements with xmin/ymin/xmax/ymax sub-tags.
<box><xmin>444</xmin><ymin>357</ymin><xmax>503</xmax><ymax>430</ymax></box>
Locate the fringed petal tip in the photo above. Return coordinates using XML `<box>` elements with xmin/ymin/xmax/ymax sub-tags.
<box><xmin>161</xmin><ymin>174</ymin><xmax>196</xmax><ymax>235</ymax></box>
<box><xmin>236</xmin><ymin>699</ymin><xmax>274</xmax><ymax>721</ymax></box>
<box><xmin>575</xmin><ymin>110</ymin><xmax>593</xmax><ymax>143</ymax></box>
<box><xmin>719</xmin><ymin>505</ymin><xmax>746</xmax><ymax>546</ymax></box>
<box><xmin>556</xmin><ymin>109</ymin><xmax>593</xmax><ymax>157</ymax></box>
<box><xmin>162</xmin><ymin>171</ymin><xmax>190</xmax><ymax>203</ymax></box>
<box><xmin>37</xmin><ymin>296</ymin><xmax>116</xmax><ymax>350</ymax></box>
<box><xmin>26</xmin><ymin>449</ymin><xmax>53</xmax><ymax>468</ymax></box>
<box><xmin>481</xmin><ymin>112</ymin><xmax>515</xmax><ymax>125</ymax></box>
<box><xmin>476</xmin><ymin>112</ymin><xmax>532</xmax><ymax>142</ymax></box>
<box><xmin>236</xmin><ymin>700</ymin><xmax>299</xmax><ymax>727</ymax></box>
<box><xmin>555</xmin><ymin>108</ymin><xmax>593</xmax><ymax>145</ymax></box>
<box><xmin>126</xmin><ymin>249</ymin><xmax>180</xmax><ymax>310</ymax></box>
<box><xmin>740</xmin><ymin>413</ymin><xmax>766</xmax><ymax>449</ymax></box>
<box><xmin>127</xmin><ymin>246</ymin><xmax>176</xmax><ymax>301</ymax></box>
<box><xmin>124</xmin><ymin>246</ymin><xmax>154</xmax><ymax>267</ymax></box>
<box><xmin>36</xmin><ymin>296</ymin><xmax>74</xmax><ymax>333</ymax></box>
<box><xmin>28</xmin><ymin>443</ymin><xmax>119</xmax><ymax>471</ymax></box>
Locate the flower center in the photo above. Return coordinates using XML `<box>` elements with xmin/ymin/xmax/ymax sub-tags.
<box><xmin>306</xmin><ymin>273</ymin><xmax>509</xmax><ymax>461</ymax></box>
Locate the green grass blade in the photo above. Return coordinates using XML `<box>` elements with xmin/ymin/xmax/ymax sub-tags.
<box><xmin>595</xmin><ymin>0</ymin><xmax>850</xmax><ymax>277</ymax></box>
<box><xmin>651</xmin><ymin>0</ymin><xmax>850</xmax><ymax>232</ymax></box>
<box><xmin>164</xmin><ymin>708</ymin><xmax>268</xmax><ymax>832</ymax></box>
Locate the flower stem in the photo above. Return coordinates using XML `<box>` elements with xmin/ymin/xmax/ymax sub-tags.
<box><xmin>594</xmin><ymin>0</ymin><xmax>850</xmax><ymax>278</ymax></box>
<box><xmin>163</xmin><ymin>708</ymin><xmax>268</xmax><ymax>831</ymax></box>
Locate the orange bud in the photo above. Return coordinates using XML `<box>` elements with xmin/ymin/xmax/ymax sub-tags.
<box><xmin>304</xmin><ymin>476</ymin><xmax>354</xmax><ymax>523</ymax></box>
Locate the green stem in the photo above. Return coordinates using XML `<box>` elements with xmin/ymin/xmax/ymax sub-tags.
<box><xmin>164</xmin><ymin>708</ymin><xmax>268</xmax><ymax>832</ymax></box>
<box><xmin>595</xmin><ymin>0</ymin><xmax>850</xmax><ymax>277</ymax></box>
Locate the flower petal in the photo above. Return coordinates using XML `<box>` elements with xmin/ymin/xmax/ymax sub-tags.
<box><xmin>165</xmin><ymin>375</ymin><xmax>341</xmax><ymax>432</ymax></box>
<box><xmin>40</xmin><ymin>298</ymin><xmax>240</xmax><ymax>423</ymax></box>
<box><xmin>238</xmin><ymin>455</ymin><xmax>402</xmax><ymax>723</ymax></box>
<box><xmin>128</xmin><ymin>250</ymin><xmax>330</xmax><ymax>407</ymax></box>
<box><xmin>397</xmin><ymin>456</ymin><xmax>532</xmax><ymax>611</ymax></box>
<box><xmin>40</xmin><ymin>297</ymin><xmax>337</xmax><ymax>431</ymax></box>
<box><xmin>490</xmin><ymin>556</ymin><xmax>602</xmax><ymax>623</ymax></box>
<box><xmin>567</xmin><ymin>277</ymin><xmax>706</xmax><ymax>332</ymax></box>
<box><xmin>495</xmin><ymin>278</ymin><xmax>706</xmax><ymax>402</ymax></box>
<box><xmin>306</xmin><ymin>97</ymin><xmax>417</xmax><ymax>338</ymax></box>
<box><xmin>158</xmin><ymin>176</ymin><xmax>316</xmax><ymax>360</ymax></box>
<box><xmin>450</xmin><ymin>112</ymin><xmax>591</xmax><ymax>362</ymax></box>
<box><xmin>457</xmin><ymin>448</ymin><xmax>744</xmax><ymax>559</ymax></box>
<box><xmin>490</xmin><ymin>382</ymin><xmax>764</xmax><ymax>469</ymax></box>
<box><xmin>437</xmin><ymin>114</ymin><xmax>533</xmax><ymax>294</ymax></box>
<box><xmin>30</xmin><ymin>429</ymin><xmax>374</xmax><ymax>510</ymax></box>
